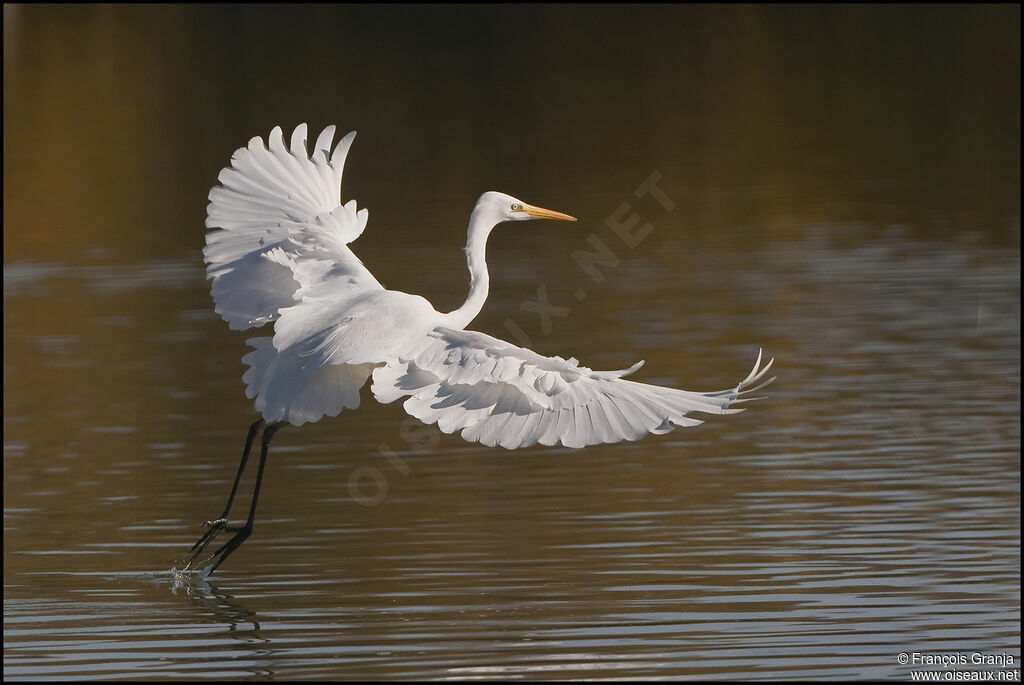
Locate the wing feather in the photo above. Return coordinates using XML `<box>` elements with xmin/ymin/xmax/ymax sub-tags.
<box><xmin>204</xmin><ymin>124</ymin><xmax>382</xmax><ymax>332</ymax></box>
<box><xmin>371</xmin><ymin>326</ymin><xmax>774</xmax><ymax>450</ymax></box>
<box><xmin>313</xmin><ymin>125</ymin><xmax>336</xmax><ymax>163</ymax></box>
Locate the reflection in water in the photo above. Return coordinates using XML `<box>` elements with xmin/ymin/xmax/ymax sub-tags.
<box><xmin>168</xmin><ymin>574</ymin><xmax>272</xmax><ymax>680</ymax></box>
<box><xmin>5</xmin><ymin>572</ymin><xmax>274</xmax><ymax>679</ymax></box>
<box><xmin>3</xmin><ymin>3</ymin><xmax>1020</xmax><ymax>681</ymax></box>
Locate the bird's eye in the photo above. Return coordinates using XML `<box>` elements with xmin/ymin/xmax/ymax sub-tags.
<box><xmin>511</xmin><ymin>203</ymin><xmax>521</xmax><ymax>212</ymax></box>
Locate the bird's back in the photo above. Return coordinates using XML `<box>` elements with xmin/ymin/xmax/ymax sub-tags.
<box><xmin>272</xmin><ymin>288</ymin><xmax>445</xmax><ymax>368</ymax></box>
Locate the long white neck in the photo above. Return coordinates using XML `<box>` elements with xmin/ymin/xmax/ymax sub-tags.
<box><xmin>442</xmin><ymin>204</ymin><xmax>498</xmax><ymax>330</ymax></box>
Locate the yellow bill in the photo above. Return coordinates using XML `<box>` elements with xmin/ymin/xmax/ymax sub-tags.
<box><xmin>523</xmin><ymin>203</ymin><xmax>577</xmax><ymax>221</ymax></box>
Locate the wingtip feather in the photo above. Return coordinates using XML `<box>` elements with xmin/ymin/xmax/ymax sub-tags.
<box><xmin>290</xmin><ymin>123</ymin><xmax>308</xmax><ymax>156</ymax></box>
<box><xmin>331</xmin><ymin>130</ymin><xmax>358</xmax><ymax>167</ymax></box>
<box><xmin>314</xmin><ymin>125</ymin><xmax>336</xmax><ymax>162</ymax></box>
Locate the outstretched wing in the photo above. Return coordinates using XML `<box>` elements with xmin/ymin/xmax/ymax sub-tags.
<box><xmin>371</xmin><ymin>327</ymin><xmax>775</xmax><ymax>449</ymax></box>
<box><xmin>204</xmin><ymin>124</ymin><xmax>383</xmax><ymax>330</ymax></box>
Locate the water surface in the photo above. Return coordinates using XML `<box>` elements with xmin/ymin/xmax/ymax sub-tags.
<box><xmin>4</xmin><ymin>5</ymin><xmax>1020</xmax><ymax>681</ymax></box>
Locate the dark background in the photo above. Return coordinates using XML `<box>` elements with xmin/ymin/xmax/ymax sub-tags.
<box><xmin>5</xmin><ymin>4</ymin><xmax>1020</xmax><ymax>270</ymax></box>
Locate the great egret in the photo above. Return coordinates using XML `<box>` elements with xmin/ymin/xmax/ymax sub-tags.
<box><xmin>185</xmin><ymin>124</ymin><xmax>774</xmax><ymax>574</ymax></box>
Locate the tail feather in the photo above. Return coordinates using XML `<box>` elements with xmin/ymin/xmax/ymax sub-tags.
<box><xmin>242</xmin><ymin>337</ymin><xmax>375</xmax><ymax>426</ymax></box>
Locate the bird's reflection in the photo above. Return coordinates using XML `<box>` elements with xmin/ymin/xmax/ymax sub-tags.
<box><xmin>161</xmin><ymin>567</ymin><xmax>274</xmax><ymax>679</ymax></box>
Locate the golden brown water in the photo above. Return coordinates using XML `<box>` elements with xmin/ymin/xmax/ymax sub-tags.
<box><xmin>4</xmin><ymin>5</ymin><xmax>1020</xmax><ymax>680</ymax></box>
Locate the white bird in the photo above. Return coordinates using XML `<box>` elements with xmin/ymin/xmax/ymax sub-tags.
<box><xmin>186</xmin><ymin>124</ymin><xmax>774</xmax><ymax>574</ymax></box>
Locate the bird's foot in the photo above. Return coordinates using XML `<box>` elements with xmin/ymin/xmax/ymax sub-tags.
<box><xmin>203</xmin><ymin>516</ymin><xmax>229</xmax><ymax>529</ymax></box>
<box><xmin>195</xmin><ymin>526</ymin><xmax>252</xmax><ymax>576</ymax></box>
<box><xmin>184</xmin><ymin>516</ymin><xmax>231</xmax><ymax>569</ymax></box>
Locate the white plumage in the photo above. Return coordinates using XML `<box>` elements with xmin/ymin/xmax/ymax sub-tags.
<box><xmin>187</xmin><ymin>123</ymin><xmax>775</xmax><ymax>574</ymax></box>
<box><xmin>203</xmin><ymin>123</ymin><xmax>775</xmax><ymax>446</ymax></box>
<box><xmin>204</xmin><ymin>124</ymin><xmax>379</xmax><ymax>332</ymax></box>
<box><xmin>371</xmin><ymin>329</ymin><xmax>772</xmax><ymax>449</ymax></box>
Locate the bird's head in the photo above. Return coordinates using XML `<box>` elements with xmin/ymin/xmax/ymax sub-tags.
<box><xmin>475</xmin><ymin>191</ymin><xmax>577</xmax><ymax>225</ymax></box>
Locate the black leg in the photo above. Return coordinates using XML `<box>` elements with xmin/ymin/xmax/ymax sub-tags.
<box><xmin>217</xmin><ymin>418</ymin><xmax>265</xmax><ymax>522</ymax></box>
<box><xmin>200</xmin><ymin>420</ymin><xmax>286</xmax><ymax>575</ymax></box>
<box><xmin>186</xmin><ymin>418</ymin><xmax>264</xmax><ymax>568</ymax></box>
